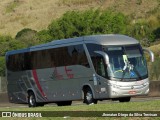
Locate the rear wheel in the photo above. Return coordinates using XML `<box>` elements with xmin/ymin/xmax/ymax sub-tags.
<box><xmin>83</xmin><ymin>88</ymin><xmax>97</xmax><ymax>105</ymax></box>
<box><xmin>28</xmin><ymin>92</ymin><xmax>37</xmax><ymax>107</ymax></box>
<box><xmin>119</xmin><ymin>97</ymin><xmax>131</xmax><ymax>102</ymax></box>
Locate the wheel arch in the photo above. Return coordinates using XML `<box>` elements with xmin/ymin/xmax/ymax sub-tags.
<box><xmin>82</xmin><ymin>84</ymin><xmax>96</xmax><ymax>99</ymax></box>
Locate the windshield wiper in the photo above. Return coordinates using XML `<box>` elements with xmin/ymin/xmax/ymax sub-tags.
<box><xmin>133</xmin><ymin>67</ymin><xmax>142</xmax><ymax>80</ymax></box>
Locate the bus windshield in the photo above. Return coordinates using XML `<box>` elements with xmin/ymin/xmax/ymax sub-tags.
<box><xmin>104</xmin><ymin>45</ymin><xmax>148</xmax><ymax>80</ymax></box>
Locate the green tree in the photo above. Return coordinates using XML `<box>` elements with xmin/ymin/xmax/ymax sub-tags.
<box><xmin>0</xmin><ymin>57</ymin><xmax>5</xmax><ymax>76</ymax></box>
<box><xmin>0</xmin><ymin>35</ymin><xmax>14</xmax><ymax>56</ymax></box>
<box><xmin>48</xmin><ymin>9</ymin><xmax>128</xmax><ymax>40</ymax></box>
<box><xmin>37</xmin><ymin>30</ymin><xmax>53</xmax><ymax>43</ymax></box>
<box><xmin>15</xmin><ymin>28</ymin><xmax>39</xmax><ymax>47</ymax></box>
<box><xmin>153</xmin><ymin>27</ymin><xmax>160</xmax><ymax>39</ymax></box>
<box><xmin>128</xmin><ymin>22</ymin><xmax>155</xmax><ymax>46</ymax></box>
<box><xmin>0</xmin><ymin>35</ymin><xmax>25</xmax><ymax>76</ymax></box>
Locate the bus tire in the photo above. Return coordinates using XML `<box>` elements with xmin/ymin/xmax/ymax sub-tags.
<box><xmin>28</xmin><ymin>92</ymin><xmax>37</xmax><ymax>107</ymax></box>
<box><xmin>119</xmin><ymin>97</ymin><xmax>131</xmax><ymax>102</ymax></box>
<box><xmin>84</xmin><ymin>88</ymin><xmax>97</xmax><ymax>105</ymax></box>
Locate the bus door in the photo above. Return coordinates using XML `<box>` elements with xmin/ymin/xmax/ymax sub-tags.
<box><xmin>92</xmin><ymin>51</ymin><xmax>109</xmax><ymax>99</ymax></box>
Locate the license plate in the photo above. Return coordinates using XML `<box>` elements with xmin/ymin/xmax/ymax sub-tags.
<box><xmin>129</xmin><ymin>90</ymin><xmax>136</xmax><ymax>94</ymax></box>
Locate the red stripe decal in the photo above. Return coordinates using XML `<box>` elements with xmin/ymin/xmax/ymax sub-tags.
<box><xmin>32</xmin><ymin>69</ymin><xmax>46</xmax><ymax>97</ymax></box>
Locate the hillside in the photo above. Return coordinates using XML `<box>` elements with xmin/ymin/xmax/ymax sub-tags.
<box><xmin>0</xmin><ymin>0</ymin><xmax>159</xmax><ymax>37</ymax></box>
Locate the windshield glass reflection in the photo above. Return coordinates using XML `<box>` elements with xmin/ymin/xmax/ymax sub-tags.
<box><xmin>104</xmin><ymin>45</ymin><xmax>148</xmax><ymax>80</ymax></box>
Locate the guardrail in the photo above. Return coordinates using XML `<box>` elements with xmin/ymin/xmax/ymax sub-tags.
<box><xmin>149</xmin><ymin>81</ymin><xmax>160</xmax><ymax>96</ymax></box>
<box><xmin>0</xmin><ymin>77</ymin><xmax>7</xmax><ymax>93</ymax></box>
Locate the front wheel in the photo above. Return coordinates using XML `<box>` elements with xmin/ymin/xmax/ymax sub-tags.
<box><xmin>84</xmin><ymin>88</ymin><xmax>97</xmax><ymax>105</ymax></box>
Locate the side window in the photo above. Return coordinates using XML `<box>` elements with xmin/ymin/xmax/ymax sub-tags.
<box><xmin>91</xmin><ymin>53</ymin><xmax>106</xmax><ymax>77</ymax></box>
<box><xmin>31</xmin><ymin>51</ymin><xmax>38</xmax><ymax>69</ymax></box>
<box><xmin>18</xmin><ymin>53</ymin><xmax>25</xmax><ymax>71</ymax></box>
<box><xmin>68</xmin><ymin>45</ymin><xmax>90</xmax><ymax>67</ymax></box>
<box><xmin>7</xmin><ymin>44</ymin><xmax>90</xmax><ymax>71</ymax></box>
<box><xmin>86</xmin><ymin>44</ymin><xmax>107</xmax><ymax>77</ymax></box>
<box><xmin>24</xmin><ymin>52</ymin><xmax>32</xmax><ymax>70</ymax></box>
<box><xmin>52</xmin><ymin>47</ymin><xmax>71</xmax><ymax>67</ymax></box>
<box><xmin>7</xmin><ymin>55</ymin><xmax>16</xmax><ymax>71</ymax></box>
<box><xmin>31</xmin><ymin>49</ymin><xmax>53</xmax><ymax>69</ymax></box>
<box><xmin>77</xmin><ymin>45</ymin><xmax>89</xmax><ymax>67</ymax></box>
<box><xmin>6</xmin><ymin>56</ymin><xmax>11</xmax><ymax>71</ymax></box>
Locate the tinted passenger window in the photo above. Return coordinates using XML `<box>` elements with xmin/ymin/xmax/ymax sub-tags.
<box><xmin>7</xmin><ymin>44</ymin><xmax>89</xmax><ymax>71</ymax></box>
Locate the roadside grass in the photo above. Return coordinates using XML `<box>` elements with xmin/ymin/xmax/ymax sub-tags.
<box><xmin>0</xmin><ymin>100</ymin><xmax>160</xmax><ymax>111</ymax></box>
<box><xmin>0</xmin><ymin>100</ymin><xmax>160</xmax><ymax>120</ymax></box>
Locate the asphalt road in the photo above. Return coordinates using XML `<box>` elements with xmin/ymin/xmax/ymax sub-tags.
<box><xmin>0</xmin><ymin>97</ymin><xmax>160</xmax><ymax>108</ymax></box>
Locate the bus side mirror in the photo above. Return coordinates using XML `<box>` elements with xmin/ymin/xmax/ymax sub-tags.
<box><xmin>143</xmin><ymin>48</ymin><xmax>154</xmax><ymax>62</ymax></box>
<box><xmin>94</xmin><ymin>51</ymin><xmax>109</xmax><ymax>65</ymax></box>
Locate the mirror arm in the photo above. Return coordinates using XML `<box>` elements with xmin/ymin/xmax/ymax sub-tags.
<box><xmin>143</xmin><ymin>48</ymin><xmax>154</xmax><ymax>62</ymax></box>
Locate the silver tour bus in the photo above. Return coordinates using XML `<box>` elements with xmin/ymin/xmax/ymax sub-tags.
<box><xmin>6</xmin><ymin>34</ymin><xmax>154</xmax><ymax>107</ymax></box>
